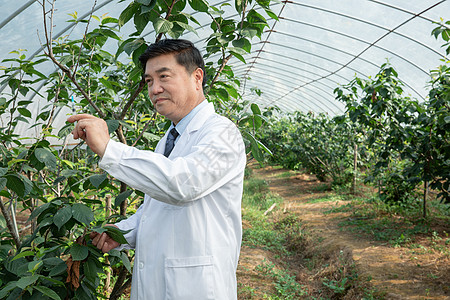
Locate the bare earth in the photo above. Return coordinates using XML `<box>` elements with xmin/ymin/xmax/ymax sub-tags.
<box><xmin>237</xmin><ymin>165</ymin><xmax>450</xmax><ymax>300</ymax></box>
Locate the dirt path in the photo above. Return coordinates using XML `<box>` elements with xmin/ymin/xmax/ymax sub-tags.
<box><xmin>238</xmin><ymin>165</ymin><xmax>450</xmax><ymax>299</ymax></box>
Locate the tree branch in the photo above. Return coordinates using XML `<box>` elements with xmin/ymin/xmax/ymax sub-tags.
<box><xmin>119</xmin><ymin>79</ymin><xmax>146</xmax><ymax>120</ymax></box>
<box><xmin>209</xmin><ymin>53</ymin><xmax>233</xmax><ymax>90</ymax></box>
<box><xmin>41</xmin><ymin>0</ymin><xmax>105</xmax><ymax>119</ymax></box>
<box><xmin>73</xmin><ymin>0</ymin><xmax>98</xmax><ymax>75</ymax></box>
<box><xmin>131</xmin><ymin>112</ymin><xmax>158</xmax><ymax>147</ymax></box>
<box><xmin>0</xmin><ymin>196</ymin><xmax>21</xmax><ymax>250</ymax></box>
<box><xmin>155</xmin><ymin>0</ymin><xmax>179</xmax><ymax>42</ymax></box>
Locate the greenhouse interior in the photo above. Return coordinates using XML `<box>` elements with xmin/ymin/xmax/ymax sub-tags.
<box><xmin>0</xmin><ymin>0</ymin><xmax>449</xmax><ymax>299</ymax></box>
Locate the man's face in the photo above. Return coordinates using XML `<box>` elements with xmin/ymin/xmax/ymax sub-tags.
<box><xmin>144</xmin><ymin>53</ymin><xmax>203</xmax><ymax>124</ymax></box>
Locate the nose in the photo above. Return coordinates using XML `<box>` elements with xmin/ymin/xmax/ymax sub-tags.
<box><xmin>149</xmin><ymin>80</ymin><xmax>164</xmax><ymax>96</ymax></box>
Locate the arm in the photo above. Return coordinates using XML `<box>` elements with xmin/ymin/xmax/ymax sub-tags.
<box><xmin>99</xmin><ymin>120</ymin><xmax>245</xmax><ymax>206</ymax></box>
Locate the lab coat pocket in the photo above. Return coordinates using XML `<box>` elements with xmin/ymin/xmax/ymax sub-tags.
<box><xmin>165</xmin><ymin>256</ymin><xmax>215</xmax><ymax>300</ymax></box>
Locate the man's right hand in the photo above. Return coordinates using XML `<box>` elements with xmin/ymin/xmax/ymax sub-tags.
<box><xmin>90</xmin><ymin>225</ymin><xmax>120</xmax><ymax>253</ymax></box>
<box><xmin>67</xmin><ymin>114</ymin><xmax>110</xmax><ymax>158</ymax></box>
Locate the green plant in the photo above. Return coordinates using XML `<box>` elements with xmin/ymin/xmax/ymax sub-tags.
<box><xmin>255</xmin><ymin>260</ymin><xmax>307</xmax><ymax>299</ymax></box>
<box><xmin>321</xmin><ymin>250</ymin><xmax>358</xmax><ymax>297</ymax></box>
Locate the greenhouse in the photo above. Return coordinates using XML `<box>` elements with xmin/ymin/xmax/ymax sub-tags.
<box><xmin>0</xmin><ymin>0</ymin><xmax>449</xmax><ymax>299</ymax></box>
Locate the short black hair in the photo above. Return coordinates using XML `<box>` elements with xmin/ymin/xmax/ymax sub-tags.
<box><xmin>139</xmin><ymin>39</ymin><xmax>206</xmax><ymax>87</ymax></box>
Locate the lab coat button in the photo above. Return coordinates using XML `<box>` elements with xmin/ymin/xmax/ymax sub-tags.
<box><xmin>139</xmin><ymin>262</ymin><xmax>144</xmax><ymax>269</ymax></box>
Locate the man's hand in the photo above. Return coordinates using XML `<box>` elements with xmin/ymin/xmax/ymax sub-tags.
<box><xmin>67</xmin><ymin>114</ymin><xmax>110</xmax><ymax>157</ymax></box>
<box><xmin>90</xmin><ymin>225</ymin><xmax>120</xmax><ymax>253</ymax></box>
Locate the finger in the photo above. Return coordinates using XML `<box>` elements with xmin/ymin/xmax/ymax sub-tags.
<box><xmin>92</xmin><ymin>232</ymin><xmax>101</xmax><ymax>246</ymax></box>
<box><xmin>72</xmin><ymin>120</ymin><xmax>87</xmax><ymax>140</ymax></box>
<box><xmin>102</xmin><ymin>241</ymin><xmax>113</xmax><ymax>253</ymax></box>
<box><xmin>96</xmin><ymin>232</ymin><xmax>108</xmax><ymax>250</ymax></box>
<box><xmin>67</xmin><ymin>114</ymin><xmax>99</xmax><ymax>123</ymax></box>
<box><xmin>89</xmin><ymin>232</ymin><xmax>98</xmax><ymax>240</ymax></box>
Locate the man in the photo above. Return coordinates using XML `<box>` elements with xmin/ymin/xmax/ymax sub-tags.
<box><xmin>67</xmin><ymin>39</ymin><xmax>246</xmax><ymax>299</ymax></box>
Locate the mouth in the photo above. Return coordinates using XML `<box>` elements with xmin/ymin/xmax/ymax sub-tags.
<box><xmin>153</xmin><ymin>98</ymin><xmax>168</xmax><ymax>105</ymax></box>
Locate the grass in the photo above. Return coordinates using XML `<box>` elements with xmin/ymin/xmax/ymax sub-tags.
<box><xmin>274</xmin><ymin>170</ymin><xmax>301</xmax><ymax>179</ymax></box>
<box><xmin>322</xmin><ymin>194</ymin><xmax>450</xmax><ymax>254</ymax></box>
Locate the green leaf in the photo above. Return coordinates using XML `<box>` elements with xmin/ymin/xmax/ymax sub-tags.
<box><xmin>232</xmin><ymin>38</ymin><xmax>251</xmax><ymax>53</ymax></box>
<box><xmin>121</xmin><ymin>252</ymin><xmax>132</xmax><ymax>272</ymax></box>
<box><xmin>28</xmin><ymin>260</ymin><xmax>43</xmax><ymax>273</ymax></box>
<box><xmin>154</xmin><ymin>18</ymin><xmax>173</xmax><ymax>34</ymax></box>
<box><xmin>18</xmin><ymin>107</ymin><xmax>31</xmax><ymax>118</ymax></box>
<box><xmin>6</xmin><ymin>174</ymin><xmax>25</xmax><ymax>197</ymax></box>
<box><xmin>0</xmin><ymin>281</ymin><xmax>17</xmax><ymax>299</ymax></box>
<box><xmin>29</xmin><ymin>202</ymin><xmax>51</xmax><ymax>221</ymax></box>
<box><xmin>253</xmin><ymin>115</ymin><xmax>263</xmax><ymax>130</ymax></box>
<box><xmin>247</xmin><ymin>9</ymin><xmax>267</xmax><ymax>24</ymax></box>
<box><xmin>11</xmin><ymin>250</ymin><xmax>35</xmax><ymax>262</ymax></box>
<box><xmin>16</xmin><ymin>274</ymin><xmax>39</xmax><ymax>289</ymax></box>
<box><xmin>114</xmin><ymin>190</ymin><xmax>133</xmax><ymax>208</ymax></box>
<box><xmin>43</xmin><ymin>257</ymin><xmax>64</xmax><ymax>267</ymax></box>
<box><xmin>235</xmin><ymin>0</ymin><xmax>244</xmax><ymax>14</ymax></box>
<box><xmin>136</xmin><ymin>0</ymin><xmax>152</xmax><ymax>4</ymax></box>
<box><xmin>89</xmin><ymin>173</ymin><xmax>108</xmax><ymax>188</ymax></box>
<box><xmin>105</xmin><ymin>226</ymin><xmax>131</xmax><ymax>245</ymax></box>
<box><xmin>58</xmin><ymin>123</ymin><xmax>73</xmax><ymax>138</ymax></box>
<box><xmin>264</xmin><ymin>8</ymin><xmax>279</xmax><ymax>21</ymax></box>
<box><xmin>72</xmin><ymin>203</ymin><xmax>94</xmax><ymax>226</ymax></box>
<box><xmin>34</xmin><ymin>286</ymin><xmax>62</xmax><ymax>300</ymax></box>
<box><xmin>106</xmin><ymin>119</ymin><xmax>120</xmax><ymax>134</ymax></box>
<box><xmin>229</xmin><ymin>50</ymin><xmax>246</xmax><ymax>63</ymax></box>
<box><xmin>101</xmin><ymin>17</ymin><xmax>118</xmax><ymax>25</ymax></box>
<box><xmin>0</xmin><ymin>178</ymin><xmax>6</xmax><ymax>191</ymax></box>
<box><xmin>442</xmin><ymin>29</ymin><xmax>450</xmax><ymax>41</ymax></box>
<box><xmin>70</xmin><ymin>244</ymin><xmax>89</xmax><ymax>261</ymax></box>
<box><xmin>188</xmin><ymin>0</ymin><xmax>209</xmax><ymax>12</ymax></box>
<box><xmin>34</xmin><ymin>148</ymin><xmax>57</xmax><ymax>170</ymax></box>
<box><xmin>239</xmin><ymin>25</ymin><xmax>257</xmax><ymax>38</ymax></box>
<box><xmin>53</xmin><ymin>205</ymin><xmax>73</xmax><ymax>229</ymax></box>
<box><xmin>119</xmin><ymin>2</ymin><xmax>140</xmax><ymax>27</ymax></box>
<box><xmin>83</xmin><ymin>257</ymin><xmax>99</xmax><ymax>282</ymax></box>
<box><xmin>134</xmin><ymin>10</ymin><xmax>149</xmax><ymax>34</ymax></box>
<box><xmin>174</xmin><ymin>21</ymin><xmax>198</xmax><ymax>36</ymax></box>
<box><xmin>48</xmin><ymin>261</ymin><xmax>67</xmax><ymax>276</ymax></box>
<box><xmin>243</xmin><ymin>131</ymin><xmax>263</xmax><ymax>162</ymax></box>
<box><xmin>251</xmin><ymin>103</ymin><xmax>262</xmax><ymax>115</ymax></box>
<box><xmin>257</xmin><ymin>139</ymin><xmax>272</xmax><ymax>155</ymax></box>
<box><xmin>143</xmin><ymin>132</ymin><xmax>161</xmax><ymax>142</ymax></box>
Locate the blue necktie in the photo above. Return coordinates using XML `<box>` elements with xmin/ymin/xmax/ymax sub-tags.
<box><xmin>164</xmin><ymin>128</ymin><xmax>179</xmax><ymax>157</ymax></box>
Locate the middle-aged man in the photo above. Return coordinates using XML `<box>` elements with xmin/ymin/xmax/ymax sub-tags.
<box><xmin>67</xmin><ymin>39</ymin><xmax>246</xmax><ymax>299</ymax></box>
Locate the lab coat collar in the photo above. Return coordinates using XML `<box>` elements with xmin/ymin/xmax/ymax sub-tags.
<box><xmin>184</xmin><ymin>102</ymin><xmax>215</xmax><ymax>134</ymax></box>
<box><xmin>156</xmin><ymin>102</ymin><xmax>215</xmax><ymax>155</ymax></box>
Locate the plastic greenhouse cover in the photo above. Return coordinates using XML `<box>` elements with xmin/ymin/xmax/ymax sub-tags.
<box><xmin>0</xmin><ymin>0</ymin><xmax>449</xmax><ymax>144</ymax></box>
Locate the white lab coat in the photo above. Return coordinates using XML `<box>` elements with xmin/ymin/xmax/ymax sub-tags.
<box><xmin>99</xmin><ymin>103</ymin><xmax>246</xmax><ymax>300</ymax></box>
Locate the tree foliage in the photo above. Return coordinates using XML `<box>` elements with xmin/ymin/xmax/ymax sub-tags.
<box><xmin>0</xmin><ymin>0</ymin><xmax>279</xmax><ymax>298</ymax></box>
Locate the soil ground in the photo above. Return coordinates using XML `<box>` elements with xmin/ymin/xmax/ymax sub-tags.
<box><xmin>237</xmin><ymin>164</ymin><xmax>450</xmax><ymax>300</ymax></box>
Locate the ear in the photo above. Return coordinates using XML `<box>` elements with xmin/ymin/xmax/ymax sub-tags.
<box><xmin>193</xmin><ymin>67</ymin><xmax>204</xmax><ymax>90</ymax></box>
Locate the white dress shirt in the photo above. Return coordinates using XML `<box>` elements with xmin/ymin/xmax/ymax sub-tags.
<box><xmin>99</xmin><ymin>102</ymin><xmax>246</xmax><ymax>300</ymax></box>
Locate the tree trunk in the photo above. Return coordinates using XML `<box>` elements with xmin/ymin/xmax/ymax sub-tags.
<box><xmin>0</xmin><ymin>196</ymin><xmax>21</xmax><ymax>249</ymax></box>
<box><xmin>423</xmin><ymin>180</ymin><xmax>428</xmax><ymax>218</ymax></box>
<box><xmin>352</xmin><ymin>143</ymin><xmax>358</xmax><ymax>194</ymax></box>
<box><xmin>104</xmin><ymin>195</ymin><xmax>112</xmax><ymax>294</ymax></box>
